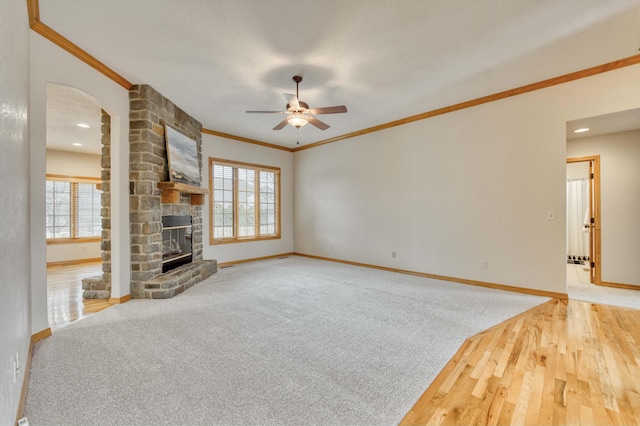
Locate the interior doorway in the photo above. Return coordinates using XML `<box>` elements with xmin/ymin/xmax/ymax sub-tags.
<box><xmin>566</xmin><ymin>156</ymin><xmax>601</xmax><ymax>284</ymax></box>
<box><xmin>45</xmin><ymin>83</ymin><xmax>109</xmax><ymax>327</ymax></box>
<box><xmin>565</xmin><ymin>109</ymin><xmax>640</xmax><ymax>309</ymax></box>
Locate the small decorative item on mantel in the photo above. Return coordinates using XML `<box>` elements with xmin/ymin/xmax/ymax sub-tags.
<box><xmin>158</xmin><ymin>124</ymin><xmax>209</xmax><ymax>205</ymax></box>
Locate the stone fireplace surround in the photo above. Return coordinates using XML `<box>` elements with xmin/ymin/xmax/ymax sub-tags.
<box><xmin>128</xmin><ymin>84</ymin><xmax>216</xmax><ymax>298</ymax></box>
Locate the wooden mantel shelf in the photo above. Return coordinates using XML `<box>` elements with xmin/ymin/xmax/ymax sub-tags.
<box><xmin>157</xmin><ymin>182</ymin><xmax>209</xmax><ymax>205</ymax></box>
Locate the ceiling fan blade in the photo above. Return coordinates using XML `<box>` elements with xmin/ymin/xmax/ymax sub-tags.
<box><xmin>272</xmin><ymin>119</ymin><xmax>288</xmax><ymax>130</ymax></box>
<box><xmin>308</xmin><ymin>105</ymin><xmax>348</xmax><ymax>114</ymax></box>
<box><xmin>283</xmin><ymin>93</ymin><xmax>301</xmax><ymax>110</ymax></box>
<box><xmin>246</xmin><ymin>110</ymin><xmax>286</xmax><ymax>114</ymax></box>
<box><xmin>308</xmin><ymin>116</ymin><xmax>330</xmax><ymax>130</ymax></box>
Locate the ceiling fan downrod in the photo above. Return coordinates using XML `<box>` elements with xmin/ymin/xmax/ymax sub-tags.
<box><xmin>293</xmin><ymin>75</ymin><xmax>302</xmax><ymax>102</ymax></box>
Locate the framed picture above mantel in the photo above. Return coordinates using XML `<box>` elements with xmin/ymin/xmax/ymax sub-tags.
<box><xmin>164</xmin><ymin>124</ymin><xmax>201</xmax><ymax>187</ymax></box>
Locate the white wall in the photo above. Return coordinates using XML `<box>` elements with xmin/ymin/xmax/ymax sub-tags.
<box><xmin>294</xmin><ymin>64</ymin><xmax>640</xmax><ymax>295</ymax></box>
<box><xmin>46</xmin><ymin>149</ymin><xmax>102</xmax><ymax>263</ymax></box>
<box><xmin>47</xmin><ymin>149</ymin><xmax>101</xmax><ymax>176</ymax></box>
<box><xmin>567</xmin><ymin>130</ymin><xmax>640</xmax><ymax>286</ymax></box>
<box><xmin>30</xmin><ymin>32</ymin><xmax>131</xmax><ymax>334</ymax></box>
<box><xmin>201</xmin><ymin>134</ymin><xmax>294</xmax><ymax>263</ymax></box>
<box><xmin>0</xmin><ymin>0</ymin><xmax>31</xmax><ymax>422</ymax></box>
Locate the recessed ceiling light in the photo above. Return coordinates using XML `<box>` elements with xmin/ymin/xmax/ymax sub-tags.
<box><xmin>573</xmin><ymin>128</ymin><xmax>590</xmax><ymax>133</ymax></box>
<box><xmin>76</xmin><ymin>123</ymin><xmax>90</xmax><ymax>128</ymax></box>
<box><xmin>72</xmin><ymin>142</ymin><xmax>83</xmax><ymax>147</ymax></box>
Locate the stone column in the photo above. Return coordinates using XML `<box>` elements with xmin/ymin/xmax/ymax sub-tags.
<box><xmin>82</xmin><ymin>109</ymin><xmax>112</xmax><ymax>299</ymax></box>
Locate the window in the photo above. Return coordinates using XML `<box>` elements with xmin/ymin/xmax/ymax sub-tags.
<box><xmin>46</xmin><ymin>175</ymin><xmax>102</xmax><ymax>242</ymax></box>
<box><xmin>209</xmin><ymin>158</ymin><xmax>280</xmax><ymax>244</ymax></box>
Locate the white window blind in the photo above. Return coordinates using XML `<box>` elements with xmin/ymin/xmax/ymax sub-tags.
<box><xmin>210</xmin><ymin>159</ymin><xmax>280</xmax><ymax>244</ymax></box>
<box><xmin>46</xmin><ymin>176</ymin><xmax>102</xmax><ymax>240</ymax></box>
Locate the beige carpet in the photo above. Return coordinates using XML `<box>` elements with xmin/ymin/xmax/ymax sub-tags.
<box><xmin>26</xmin><ymin>256</ymin><xmax>549</xmax><ymax>425</ymax></box>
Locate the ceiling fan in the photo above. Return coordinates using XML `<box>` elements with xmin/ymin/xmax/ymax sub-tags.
<box><xmin>246</xmin><ymin>75</ymin><xmax>347</xmax><ymax>131</ymax></box>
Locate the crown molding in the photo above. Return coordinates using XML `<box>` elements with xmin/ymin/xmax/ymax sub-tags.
<box><xmin>201</xmin><ymin>128</ymin><xmax>294</xmax><ymax>152</ymax></box>
<box><xmin>27</xmin><ymin>0</ymin><xmax>132</xmax><ymax>90</ymax></box>
<box><xmin>293</xmin><ymin>53</ymin><xmax>640</xmax><ymax>152</ymax></box>
<box><xmin>26</xmin><ymin>0</ymin><xmax>39</xmax><ymax>27</ymax></box>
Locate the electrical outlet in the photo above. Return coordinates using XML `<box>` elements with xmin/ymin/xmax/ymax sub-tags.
<box><xmin>481</xmin><ymin>260</ymin><xmax>488</xmax><ymax>269</ymax></box>
<box><xmin>392</xmin><ymin>251</ymin><xmax>396</xmax><ymax>258</ymax></box>
<box><xmin>17</xmin><ymin>417</ymin><xmax>29</xmax><ymax>426</ymax></box>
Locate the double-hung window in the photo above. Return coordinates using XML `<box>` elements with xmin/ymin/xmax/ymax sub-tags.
<box><xmin>209</xmin><ymin>158</ymin><xmax>280</xmax><ymax>244</ymax></box>
<box><xmin>46</xmin><ymin>175</ymin><xmax>102</xmax><ymax>243</ymax></box>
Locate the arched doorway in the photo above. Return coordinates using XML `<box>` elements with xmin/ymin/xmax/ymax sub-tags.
<box><xmin>45</xmin><ymin>83</ymin><xmax>111</xmax><ymax>328</ymax></box>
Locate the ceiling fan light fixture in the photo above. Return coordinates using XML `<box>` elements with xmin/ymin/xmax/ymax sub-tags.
<box><xmin>287</xmin><ymin>113</ymin><xmax>309</xmax><ymax>128</ymax></box>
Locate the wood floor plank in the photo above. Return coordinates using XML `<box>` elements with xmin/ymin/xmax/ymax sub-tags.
<box><xmin>494</xmin><ymin>317</ymin><xmax>524</xmax><ymax>378</ymax></box>
<box><xmin>553</xmin><ymin>377</ymin><xmax>568</xmax><ymax>425</ymax></box>
<box><xmin>496</xmin><ymin>400</ymin><xmax>515</xmax><ymax>425</ymax></box>
<box><xmin>485</xmin><ymin>383</ymin><xmax>508</xmax><ymax>426</ymax></box>
<box><xmin>47</xmin><ymin>261</ymin><xmax>112</xmax><ymax>329</ymax></box>
<box><xmin>401</xmin><ymin>299</ymin><xmax>640</xmax><ymax>426</ymax></box>
<box><xmin>565</xmin><ymin>372</ymin><xmax>580</xmax><ymax>424</ymax></box>
<box><xmin>523</xmin><ymin>364</ymin><xmax>546</xmax><ymax>424</ymax></box>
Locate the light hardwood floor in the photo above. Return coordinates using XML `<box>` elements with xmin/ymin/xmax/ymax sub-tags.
<box><xmin>401</xmin><ymin>298</ymin><xmax>640</xmax><ymax>425</ymax></box>
<box><xmin>47</xmin><ymin>261</ymin><xmax>112</xmax><ymax>329</ymax></box>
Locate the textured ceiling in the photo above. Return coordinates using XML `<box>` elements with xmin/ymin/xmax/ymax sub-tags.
<box><xmin>40</xmin><ymin>0</ymin><xmax>640</xmax><ymax>149</ymax></box>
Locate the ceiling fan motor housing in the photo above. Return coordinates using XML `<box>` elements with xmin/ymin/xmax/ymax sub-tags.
<box><xmin>287</xmin><ymin>101</ymin><xmax>310</xmax><ymax>111</ymax></box>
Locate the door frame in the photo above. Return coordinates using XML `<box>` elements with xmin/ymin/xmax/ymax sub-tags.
<box><xmin>567</xmin><ymin>155</ymin><xmax>601</xmax><ymax>285</ymax></box>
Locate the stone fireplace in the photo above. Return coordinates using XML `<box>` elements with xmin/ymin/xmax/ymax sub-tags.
<box><xmin>128</xmin><ymin>84</ymin><xmax>216</xmax><ymax>299</ymax></box>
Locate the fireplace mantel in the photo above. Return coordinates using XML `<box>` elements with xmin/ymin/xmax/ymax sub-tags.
<box><xmin>157</xmin><ymin>182</ymin><xmax>209</xmax><ymax>205</ymax></box>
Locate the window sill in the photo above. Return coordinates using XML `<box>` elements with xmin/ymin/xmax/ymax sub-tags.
<box><xmin>210</xmin><ymin>235</ymin><xmax>281</xmax><ymax>245</ymax></box>
<box><xmin>47</xmin><ymin>237</ymin><xmax>101</xmax><ymax>245</ymax></box>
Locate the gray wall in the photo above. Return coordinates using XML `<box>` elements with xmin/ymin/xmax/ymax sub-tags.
<box><xmin>0</xmin><ymin>0</ymin><xmax>31</xmax><ymax>422</ymax></box>
<box><xmin>293</xmin><ymin>64</ymin><xmax>640</xmax><ymax>295</ymax></box>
